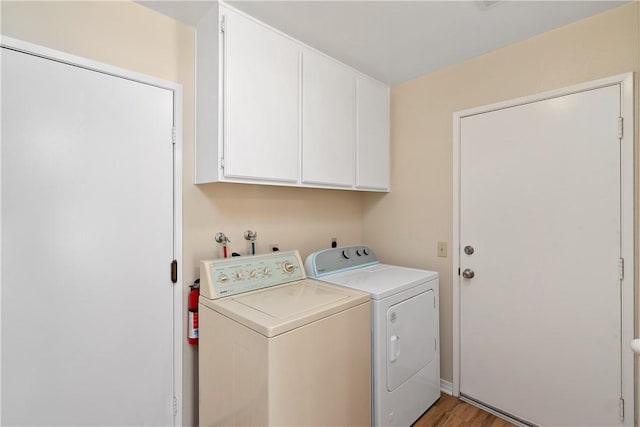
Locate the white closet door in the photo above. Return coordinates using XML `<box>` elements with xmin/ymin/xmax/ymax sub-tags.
<box><xmin>459</xmin><ymin>84</ymin><xmax>622</xmax><ymax>426</ymax></box>
<box><xmin>2</xmin><ymin>47</ymin><xmax>176</xmax><ymax>426</ymax></box>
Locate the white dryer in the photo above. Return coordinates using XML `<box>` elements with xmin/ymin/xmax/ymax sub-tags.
<box><xmin>199</xmin><ymin>250</ymin><xmax>371</xmax><ymax>427</ymax></box>
<box><xmin>305</xmin><ymin>246</ymin><xmax>440</xmax><ymax>427</ymax></box>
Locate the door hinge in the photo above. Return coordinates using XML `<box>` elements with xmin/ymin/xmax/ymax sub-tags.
<box><xmin>220</xmin><ymin>16</ymin><xmax>226</xmax><ymax>34</ymax></box>
<box><xmin>458</xmin><ymin>267</ymin><xmax>460</xmax><ymax>276</ymax></box>
<box><xmin>173</xmin><ymin>396</ymin><xmax>178</xmax><ymax>416</ymax></box>
<box><xmin>619</xmin><ymin>397</ymin><xmax>624</xmax><ymax>421</ymax></box>
<box><xmin>617</xmin><ymin>117</ymin><xmax>624</xmax><ymax>139</ymax></box>
<box><xmin>172</xmin><ymin>126</ymin><xmax>176</xmax><ymax>145</ymax></box>
<box><xmin>171</xmin><ymin>260</ymin><xmax>178</xmax><ymax>284</ymax></box>
<box><xmin>618</xmin><ymin>257</ymin><xmax>624</xmax><ymax>280</ymax></box>
<box><xmin>220</xmin><ymin>157</ymin><xmax>225</xmax><ymax>170</ymax></box>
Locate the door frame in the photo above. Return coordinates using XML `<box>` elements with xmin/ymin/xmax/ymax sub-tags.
<box><xmin>452</xmin><ymin>73</ymin><xmax>634</xmax><ymax>424</ymax></box>
<box><xmin>0</xmin><ymin>36</ymin><xmax>184</xmax><ymax>425</ymax></box>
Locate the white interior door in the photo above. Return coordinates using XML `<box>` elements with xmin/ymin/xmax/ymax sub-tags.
<box><xmin>459</xmin><ymin>85</ymin><xmax>624</xmax><ymax>426</ymax></box>
<box><xmin>2</xmin><ymin>46</ymin><xmax>177</xmax><ymax>426</ymax></box>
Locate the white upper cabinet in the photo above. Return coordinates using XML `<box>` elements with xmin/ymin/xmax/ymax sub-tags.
<box><xmin>222</xmin><ymin>5</ymin><xmax>300</xmax><ymax>182</ymax></box>
<box><xmin>194</xmin><ymin>3</ymin><xmax>221</xmax><ymax>184</ymax></box>
<box><xmin>356</xmin><ymin>77</ymin><xmax>390</xmax><ymax>190</ymax></box>
<box><xmin>195</xmin><ymin>2</ymin><xmax>390</xmax><ymax>192</ymax></box>
<box><xmin>302</xmin><ymin>50</ymin><xmax>355</xmax><ymax>187</ymax></box>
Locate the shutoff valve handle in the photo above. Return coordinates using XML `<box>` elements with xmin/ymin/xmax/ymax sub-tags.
<box><xmin>214</xmin><ymin>232</ymin><xmax>230</xmax><ymax>244</ymax></box>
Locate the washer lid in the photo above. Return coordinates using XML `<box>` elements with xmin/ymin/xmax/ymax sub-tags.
<box><xmin>200</xmin><ymin>279</ymin><xmax>369</xmax><ymax>337</ymax></box>
<box><xmin>317</xmin><ymin>264</ymin><xmax>439</xmax><ymax>300</ymax></box>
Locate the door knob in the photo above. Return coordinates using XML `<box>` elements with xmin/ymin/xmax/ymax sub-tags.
<box><xmin>462</xmin><ymin>268</ymin><xmax>475</xmax><ymax>279</ymax></box>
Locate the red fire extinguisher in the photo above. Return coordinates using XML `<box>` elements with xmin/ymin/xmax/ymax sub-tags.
<box><xmin>188</xmin><ymin>279</ymin><xmax>200</xmax><ymax>345</ymax></box>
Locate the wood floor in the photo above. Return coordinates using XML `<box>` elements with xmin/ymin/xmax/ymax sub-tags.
<box><xmin>412</xmin><ymin>393</ymin><xmax>516</xmax><ymax>427</ymax></box>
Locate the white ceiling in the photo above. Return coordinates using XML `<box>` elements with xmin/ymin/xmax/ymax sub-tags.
<box><xmin>140</xmin><ymin>1</ymin><xmax>629</xmax><ymax>85</ymax></box>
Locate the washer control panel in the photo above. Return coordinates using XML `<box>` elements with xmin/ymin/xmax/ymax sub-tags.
<box><xmin>200</xmin><ymin>250</ymin><xmax>305</xmax><ymax>299</ymax></box>
<box><xmin>304</xmin><ymin>245</ymin><xmax>379</xmax><ymax>278</ymax></box>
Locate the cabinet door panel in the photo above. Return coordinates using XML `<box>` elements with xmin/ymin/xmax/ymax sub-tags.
<box><xmin>356</xmin><ymin>77</ymin><xmax>389</xmax><ymax>190</ymax></box>
<box><xmin>302</xmin><ymin>51</ymin><xmax>355</xmax><ymax>187</ymax></box>
<box><xmin>223</xmin><ymin>7</ymin><xmax>300</xmax><ymax>182</ymax></box>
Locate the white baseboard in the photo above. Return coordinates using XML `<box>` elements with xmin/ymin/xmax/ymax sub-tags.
<box><xmin>440</xmin><ymin>379</ymin><xmax>453</xmax><ymax>395</ymax></box>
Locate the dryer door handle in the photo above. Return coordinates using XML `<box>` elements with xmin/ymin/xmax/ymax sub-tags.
<box><xmin>389</xmin><ymin>335</ymin><xmax>400</xmax><ymax>362</ymax></box>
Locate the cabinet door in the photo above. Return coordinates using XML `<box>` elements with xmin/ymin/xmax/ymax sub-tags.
<box><xmin>222</xmin><ymin>6</ymin><xmax>300</xmax><ymax>182</ymax></box>
<box><xmin>302</xmin><ymin>50</ymin><xmax>355</xmax><ymax>187</ymax></box>
<box><xmin>356</xmin><ymin>77</ymin><xmax>390</xmax><ymax>190</ymax></box>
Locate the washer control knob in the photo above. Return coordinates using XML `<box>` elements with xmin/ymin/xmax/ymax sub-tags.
<box><xmin>282</xmin><ymin>261</ymin><xmax>295</xmax><ymax>274</ymax></box>
<box><xmin>248</xmin><ymin>269</ymin><xmax>257</xmax><ymax>279</ymax></box>
<box><xmin>262</xmin><ymin>267</ymin><xmax>271</xmax><ymax>277</ymax></box>
<box><xmin>356</xmin><ymin>249</ymin><xmax>362</xmax><ymax>256</ymax></box>
<box><xmin>217</xmin><ymin>274</ymin><xmax>229</xmax><ymax>284</ymax></box>
<box><xmin>342</xmin><ymin>250</ymin><xmax>351</xmax><ymax>259</ymax></box>
<box><xmin>234</xmin><ymin>271</ymin><xmax>244</xmax><ymax>281</ymax></box>
<box><xmin>363</xmin><ymin>248</ymin><xmax>369</xmax><ymax>256</ymax></box>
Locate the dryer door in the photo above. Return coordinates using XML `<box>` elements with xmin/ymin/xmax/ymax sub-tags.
<box><xmin>386</xmin><ymin>290</ymin><xmax>435</xmax><ymax>391</ymax></box>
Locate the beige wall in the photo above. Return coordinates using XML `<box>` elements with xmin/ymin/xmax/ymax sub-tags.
<box><xmin>363</xmin><ymin>1</ymin><xmax>640</xmax><ymax>388</ymax></box>
<box><xmin>1</xmin><ymin>2</ymin><xmax>364</xmax><ymax>426</ymax></box>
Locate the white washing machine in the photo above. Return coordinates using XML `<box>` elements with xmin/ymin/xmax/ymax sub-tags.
<box><xmin>305</xmin><ymin>246</ymin><xmax>440</xmax><ymax>427</ymax></box>
<box><xmin>198</xmin><ymin>250</ymin><xmax>371</xmax><ymax>427</ymax></box>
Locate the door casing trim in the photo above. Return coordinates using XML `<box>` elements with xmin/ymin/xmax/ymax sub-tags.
<box><xmin>452</xmin><ymin>73</ymin><xmax>634</xmax><ymax>425</ymax></box>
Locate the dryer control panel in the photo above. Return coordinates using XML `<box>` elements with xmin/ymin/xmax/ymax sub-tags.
<box><xmin>305</xmin><ymin>245</ymin><xmax>379</xmax><ymax>278</ymax></box>
<box><xmin>200</xmin><ymin>250</ymin><xmax>306</xmax><ymax>300</ymax></box>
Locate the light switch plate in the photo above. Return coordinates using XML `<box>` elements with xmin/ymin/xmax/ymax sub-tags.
<box><xmin>437</xmin><ymin>241</ymin><xmax>447</xmax><ymax>258</ymax></box>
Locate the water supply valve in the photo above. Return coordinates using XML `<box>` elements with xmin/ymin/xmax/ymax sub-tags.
<box><xmin>244</xmin><ymin>230</ymin><xmax>258</xmax><ymax>255</ymax></box>
<box><xmin>214</xmin><ymin>232</ymin><xmax>230</xmax><ymax>258</ymax></box>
